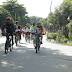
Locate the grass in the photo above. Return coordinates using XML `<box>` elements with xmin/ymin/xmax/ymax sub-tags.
<box><xmin>46</xmin><ymin>39</ymin><xmax>72</xmax><ymax>46</ymax></box>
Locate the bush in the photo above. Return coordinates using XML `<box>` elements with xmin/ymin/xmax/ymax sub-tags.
<box><xmin>46</xmin><ymin>31</ymin><xmax>68</xmax><ymax>43</ymax></box>
<box><xmin>56</xmin><ymin>30</ymin><xmax>62</xmax><ymax>42</ymax></box>
<box><xmin>51</xmin><ymin>32</ymin><xmax>57</xmax><ymax>40</ymax></box>
<box><xmin>60</xmin><ymin>35</ymin><xmax>68</xmax><ymax>43</ymax></box>
<box><xmin>47</xmin><ymin>32</ymin><xmax>52</xmax><ymax>40</ymax></box>
<box><xmin>47</xmin><ymin>32</ymin><xmax>57</xmax><ymax>41</ymax></box>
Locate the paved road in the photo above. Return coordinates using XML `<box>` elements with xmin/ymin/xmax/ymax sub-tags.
<box><xmin>0</xmin><ymin>36</ymin><xmax>72</xmax><ymax>72</ymax></box>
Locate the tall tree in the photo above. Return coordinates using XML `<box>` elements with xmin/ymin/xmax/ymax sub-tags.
<box><xmin>2</xmin><ymin>0</ymin><xmax>28</xmax><ymax>25</ymax></box>
<box><xmin>0</xmin><ymin>7</ymin><xmax>12</xmax><ymax>27</ymax></box>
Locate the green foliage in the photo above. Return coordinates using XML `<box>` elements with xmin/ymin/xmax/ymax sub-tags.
<box><xmin>45</xmin><ymin>0</ymin><xmax>72</xmax><ymax>32</ymax></box>
<box><xmin>56</xmin><ymin>30</ymin><xmax>62</xmax><ymax>42</ymax></box>
<box><xmin>60</xmin><ymin>35</ymin><xmax>68</xmax><ymax>43</ymax></box>
<box><xmin>56</xmin><ymin>30</ymin><xmax>68</xmax><ymax>43</ymax></box>
<box><xmin>1</xmin><ymin>0</ymin><xmax>29</xmax><ymax>26</ymax></box>
<box><xmin>47</xmin><ymin>32</ymin><xmax>57</xmax><ymax>41</ymax></box>
<box><xmin>63</xmin><ymin>0</ymin><xmax>72</xmax><ymax>2</ymax></box>
<box><xmin>47</xmin><ymin>32</ymin><xmax>52</xmax><ymax>40</ymax></box>
<box><xmin>51</xmin><ymin>32</ymin><xmax>57</xmax><ymax>40</ymax></box>
<box><xmin>66</xmin><ymin>20</ymin><xmax>72</xmax><ymax>29</ymax></box>
<box><xmin>69</xmin><ymin>32</ymin><xmax>72</xmax><ymax>41</ymax></box>
<box><xmin>30</xmin><ymin>16</ymin><xmax>43</xmax><ymax>24</ymax></box>
<box><xmin>0</xmin><ymin>7</ymin><xmax>12</xmax><ymax>27</ymax></box>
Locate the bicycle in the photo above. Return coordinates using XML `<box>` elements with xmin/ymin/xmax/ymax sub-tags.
<box><xmin>15</xmin><ymin>30</ymin><xmax>20</xmax><ymax>46</ymax></box>
<box><xmin>5</xmin><ymin>33</ymin><xmax>13</xmax><ymax>54</ymax></box>
<box><xmin>32</xmin><ymin>32</ymin><xmax>41</xmax><ymax>53</ymax></box>
<box><xmin>25</xmin><ymin>32</ymin><xmax>30</xmax><ymax>43</ymax></box>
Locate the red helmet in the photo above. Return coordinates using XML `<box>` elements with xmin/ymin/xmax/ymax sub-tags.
<box><xmin>6</xmin><ymin>17</ymin><xmax>11</xmax><ymax>20</ymax></box>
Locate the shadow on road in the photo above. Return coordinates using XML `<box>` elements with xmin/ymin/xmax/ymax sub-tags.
<box><xmin>0</xmin><ymin>42</ymin><xmax>72</xmax><ymax>72</ymax></box>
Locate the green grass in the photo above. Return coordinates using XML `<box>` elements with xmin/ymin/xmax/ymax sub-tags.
<box><xmin>46</xmin><ymin>39</ymin><xmax>72</xmax><ymax>46</ymax></box>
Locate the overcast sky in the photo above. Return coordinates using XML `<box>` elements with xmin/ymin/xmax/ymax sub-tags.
<box><xmin>0</xmin><ymin>0</ymin><xmax>63</xmax><ymax>18</ymax></box>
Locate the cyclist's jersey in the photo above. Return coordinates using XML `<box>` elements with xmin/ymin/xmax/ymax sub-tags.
<box><xmin>24</xmin><ymin>26</ymin><xmax>30</xmax><ymax>32</ymax></box>
<box><xmin>2</xmin><ymin>22</ymin><xmax>15</xmax><ymax>33</ymax></box>
<box><xmin>34</xmin><ymin>26</ymin><xmax>43</xmax><ymax>34</ymax></box>
<box><xmin>18</xmin><ymin>25</ymin><xmax>22</xmax><ymax>29</ymax></box>
<box><xmin>14</xmin><ymin>25</ymin><xmax>18</xmax><ymax>30</ymax></box>
<box><xmin>30</xmin><ymin>25</ymin><xmax>36</xmax><ymax>32</ymax></box>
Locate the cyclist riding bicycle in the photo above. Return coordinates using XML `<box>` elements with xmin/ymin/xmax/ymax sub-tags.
<box><xmin>2</xmin><ymin>17</ymin><xmax>15</xmax><ymax>46</ymax></box>
<box><xmin>14</xmin><ymin>21</ymin><xmax>22</xmax><ymax>40</ymax></box>
<box><xmin>24</xmin><ymin>23</ymin><xmax>30</xmax><ymax>40</ymax></box>
<box><xmin>34</xmin><ymin>22</ymin><xmax>44</xmax><ymax>44</ymax></box>
<box><xmin>30</xmin><ymin>22</ymin><xmax>36</xmax><ymax>40</ymax></box>
<box><xmin>22</xmin><ymin>27</ymin><xmax>25</xmax><ymax>37</ymax></box>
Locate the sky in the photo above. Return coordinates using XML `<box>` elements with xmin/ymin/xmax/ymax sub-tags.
<box><xmin>0</xmin><ymin>0</ymin><xmax>63</xmax><ymax>18</ymax></box>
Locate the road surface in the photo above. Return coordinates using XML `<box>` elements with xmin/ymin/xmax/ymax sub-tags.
<box><xmin>0</xmin><ymin>35</ymin><xmax>72</xmax><ymax>72</ymax></box>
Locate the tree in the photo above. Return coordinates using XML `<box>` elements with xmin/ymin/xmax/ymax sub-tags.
<box><xmin>0</xmin><ymin>7</ymin><xmax>12</xmax><ymax>27</ymax></box>
<box><xmin>2</xmin><ymin>0</ymin><xmax>28</xmax><ymax>25</ymax></box>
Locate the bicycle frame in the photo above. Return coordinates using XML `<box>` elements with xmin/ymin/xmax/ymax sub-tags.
<box><xmin>25</xmin><ymin>32</ymin><xmax>30</xmax><ymax>42</ymax></box>
<box><xmin>33</xmin><ymin>33</ymin><xmax>41</xmax><ymax>53</ymax></box>
<box><xmin>15</xmin><ymin>31</ymin><xmax>20</xmax><ymax>46</ymax></box>
<box><xmin>5</xmin><ymin>33</ymin><xmax>13</xmax><ymax>54</ymax></box>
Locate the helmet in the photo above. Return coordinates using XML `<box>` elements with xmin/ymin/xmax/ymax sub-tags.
<box><xmin>33</xmin><ymin>22</ymin><xmax>35</xmax><ymax>26</ymax></box>
<box><xmin>15</xmin><ymin>21</ymin><xmax>18</xmax><ymax>24</ymax></box>
<box><xmin>6</xmin><ymin>17</ymin><xmax>11</xmax><ymax>20</ymax></box>
<box><xmin>37</xmin><ymin>22</ymin><xmax>41</xmax><ymax>25</ymax></box>
<box><xmin>26</xmin><ymin>23</ymin><xmax>29</xmax><ymax>26</ymax></box>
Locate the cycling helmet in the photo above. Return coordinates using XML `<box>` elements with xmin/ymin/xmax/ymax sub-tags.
<box><xmin>37</xmin><ymin>22</ymin><xmax>41</xmax><ymax>25</ymax></box>
<box><xmin>26</xmin><ymin>23</ymin><xmax>29</xmax><ymax>26</ymax></box>
<box><xmin>15</xmin><ymin>21</ymin><xmax>18</xmax><ymax>24</ymax></box>
<box><xmin>33</xmin><ymin>22</ymin><xmax>35</xmax><ymax>26</ymax></box>
<box><xmin>6</xmin><ymin>17</ymin><xmax>11</xmax><ymax>20</ymax></box>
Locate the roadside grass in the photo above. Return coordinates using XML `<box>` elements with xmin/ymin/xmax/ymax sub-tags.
<box><xmin>46</xmin><ymin>39</ymin><xmax>72</xmax><ymax>46</ymax></box>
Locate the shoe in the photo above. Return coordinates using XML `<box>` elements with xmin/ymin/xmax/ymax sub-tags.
<box><xmin>12</xmin><ymin>42</ymin><xmax>14</xmax><ymax>45</ymax></box>
<box><xmin>40</xmin><ymin>42</ymin><xmax>43</xmax><ymax>44</ymax></box>
<box><xmin>9</xmin><ymin>44</ymin><xmax>11</xmax><ymax>47</ymax></box>
<box><xmin>35</xmin><ymin>47</ymin><xmax>36</xmax><ymax>49</ymax></box>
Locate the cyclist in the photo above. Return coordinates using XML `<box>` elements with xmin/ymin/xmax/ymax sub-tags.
<box><xmin>24</xmin><ymin>23</ymin><xmax>30</xmax><ymax>40</ymax></box>
<box><xmin>34</xmin><ymin>22</ymin><xmax>44</xmax><ymax>44</ymax></box>
<box><xmin>14</xmin><ymin>21</ymin><xmax>22</xmax><ymax>40</ymax></box>
<box><xmin>30</xmin><ymin>22</ymin><xmax>36</xmax><ymax>40</ymax></box>
<box><xmin>22</xmin><ymin>27</ymin><xmax>25</xmax><ymax>37</ymax></box>
<box><xmin>18</xmin><ymin>24</ymin><xmax>22</xmax><ymax>40</ymax></box>
<box><xmin>2</xmin><ymin>17</ymin><xmax>15</xmax><ymax>46</ymax></box>
<box><xmin>14</xmin><ymin>21</ymin><xmax>19</xmax><ymax>30</ymax></box>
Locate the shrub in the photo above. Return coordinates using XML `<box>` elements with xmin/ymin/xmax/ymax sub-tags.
<box><xmin>51</xmin><ymin>32</ymin><xmax>57</xmax><ymax>40</ymax></box>
<box><xmin>60</xmin><ymin>35</ymin><xmax>68</xmax><ymax>43</ymax></box>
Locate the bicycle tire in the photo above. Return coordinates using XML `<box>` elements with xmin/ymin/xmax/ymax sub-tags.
<box><xmin>36</xmin><ymin>48</ymin><xmax>37</xmax><ymax>53</ymax></box>
<box><xmin>5</xmin><ymin>42</ymin><xmax>8</xmax><ymax>54</ymax></box>
<box><xmin>10</xmin><ymin>44</ymin><xmax>13</xmax><ymax>51</ymax></box>
<box><xmin>15</xmin><ymin>37</ymin><xmax>18</xmax><ymax>46</ymax></box>
<box><xmin>36</xmin><ymin>40</ymin><xmax>38</xmax><ymax>53</ymax></box>
<box><xmin>28</xmin><ymin>35</ymin><xmax>30</xmax><ymax>43</ymax></box>
<box><xmin>38</xmin><ymin>46</ymin><xmax>40</xmax><ymax>51</ymax></box>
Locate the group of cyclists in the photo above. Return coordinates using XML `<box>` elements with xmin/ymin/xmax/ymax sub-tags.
<box><xmin>1</xmin><ymin>17</ymin><xmax>45</xmax><ymax>49</ymax></box>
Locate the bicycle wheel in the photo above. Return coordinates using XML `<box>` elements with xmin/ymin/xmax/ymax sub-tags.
<box><xmin>38</xmin><ymin>39</ymin><xmax>40</xmax><ymax>51</ymax></box>
<box><xmin>5</xmin><ymin>41</ymin><xmax>9</xmax><ymax>54</ymax></box>
<box><xmin>10</xmin><ymin>46</ymin><xmax>12</xmax><ymax>51</ymax></box>
<box><xmin>36</xmin><ymin>40</ymin><xmax>38</xmax><ymax>53</ymax></box>
<box><xmin>33</xmin><ymin>39</ymin><xmax>36</xmax><ymax>47</ymax></box>
<box><xmin>10</xmin><ymin>43</ymin><xmax>13</xmax><ymax>52</ymax></box>
<box><xmin>28</xmin><ymin>35</ymin><xmax>30</xmax><ymax>43</ymax></box>
<box><xmin>17</xmin><ymin>35</ymin><xmax>20</xmax><ymax>43</ymax></box>
<box><xmin>15</xmin><ymin>36</ymin><xmax>18</xmax><ymax>46</ymax></box>
<box><xmin>38</xmin><ymin>46</ymin><xmax>40</xmax><ymax>51</ymax></box>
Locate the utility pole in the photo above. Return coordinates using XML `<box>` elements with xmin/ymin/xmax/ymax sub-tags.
<box><xmin>50</xmin><ymin>0</ymin><xmax>52</xmax><ymax>12</ymax></box>
<box><xmin>15</xmin><ymin>12</ymin><xmax>16</xmax><ymax>22</ymax></box>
